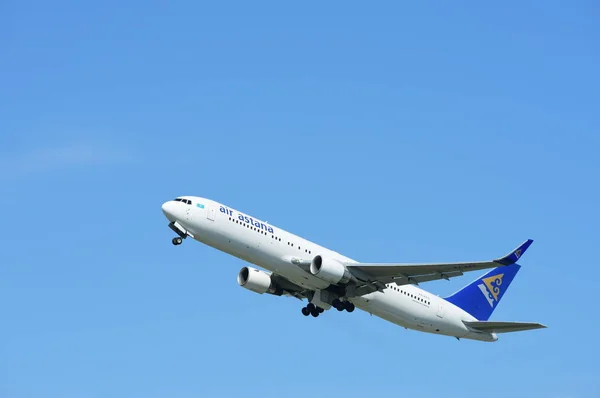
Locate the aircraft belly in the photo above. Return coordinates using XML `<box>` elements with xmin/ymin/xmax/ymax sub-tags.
<box><xmin>353</xmin><ymin>291</ymin><xmax>442</xmax><ymax>333</ymax></box>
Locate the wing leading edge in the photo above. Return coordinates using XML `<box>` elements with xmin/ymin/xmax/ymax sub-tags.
<box><xmin>343</xmin><ymin>239</ymin><xmax>533</xmax><ymax>294</ymax></box>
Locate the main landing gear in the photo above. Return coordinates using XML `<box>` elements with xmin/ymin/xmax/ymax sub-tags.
<box><xmin>172</xmin><ymin>237</ymin><xmax>183</xmax><ymax>246</ymax></box>
<box><xmin>332</xmin><ymin>298</ymin><xmax>355</xmax><ymax>312</ymax></box>
<box><xmin>301</xmin><ymin>303</ymin><xmax>325</xmax><ymax>317</ymax></box>
<box><xmin>301</xmin><ymin>299</ymin><xmax>355</xmax><ymax>318</ymax></box>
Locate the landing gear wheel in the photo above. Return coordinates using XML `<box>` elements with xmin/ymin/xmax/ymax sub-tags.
<box><xmin>310</xmin><ymin>309</ymin><xmax>319</xmax><ymax>317</ymax></box>
<box><xmin>345</xmin><ymin>302</ymin><xmax>355</xmax><ymax>312</ymax></box>
<box><xmin>172</xmin><ymin>237</ymin><xmax>183</xmax><ymax>245</ymax></box>
<box><xmin>306</xmin><ymin>303</ymin><xmax>316</xmax><ymax>312</ymax></box>
<box><xmin>301</xmin><ymin>307</ymin><xmax>310</xmax><ymax>316</ymax></box>
<box><xmin>332</xmin><ymin>298</ymin><xmax>345</xmax><ymax>311</ymax></box>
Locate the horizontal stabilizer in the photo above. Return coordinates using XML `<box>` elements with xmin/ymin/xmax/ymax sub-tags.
<box><xmin>463</xmin><ymin>321</ymin><xmax>547</xmax><ymax>334</ymax></box>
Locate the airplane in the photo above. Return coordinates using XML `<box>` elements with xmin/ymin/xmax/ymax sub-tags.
<box><xmin>161</xmin><ymin>196</ymin><xmax>546</xmax><ymax>342</ymax></box>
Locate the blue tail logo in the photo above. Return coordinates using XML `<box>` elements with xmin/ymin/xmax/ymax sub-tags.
<box><xmin>478</xmin><ymin>273</ymin><xmax>505</xmax><ymax>307</ymax></box>
<box><xmin>515</xmin><ymin>249</ymin><xmax>523</xmax><ymax>259</ymax></box>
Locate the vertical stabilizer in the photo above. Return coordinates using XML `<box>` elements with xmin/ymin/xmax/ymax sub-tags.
<box><xmin>445</xmin><ymin>263</ymin><xmax>521</xmax><ymax>321</ymax></box>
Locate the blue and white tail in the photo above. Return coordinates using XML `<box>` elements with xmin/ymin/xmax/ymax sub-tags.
<box><xmin>445</xmin><ymin>239</ymin><xmax>533</xmax><ymax>321</ymax></box>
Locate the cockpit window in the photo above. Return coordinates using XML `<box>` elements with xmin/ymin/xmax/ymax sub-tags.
<box><xmin>174</xmin><ymin>198</ymin><xmax>192</xmax><ymax>205</ymax></box>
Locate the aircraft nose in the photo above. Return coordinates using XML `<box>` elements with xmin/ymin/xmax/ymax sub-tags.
<box><xmin>161</xmin><ymin>201</ymin><xmax>177</xmax><ymax>221</ymax></box>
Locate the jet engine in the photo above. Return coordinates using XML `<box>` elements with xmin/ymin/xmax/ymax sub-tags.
<box><xmin>309</xmin><ymin>255</ymin><xmax>352</xmax><ymax>284</ymax></box>
<box><xmin>237</xmin><ymin>266</ymin><xmax>282</xmax><ymax>295</ymax></box>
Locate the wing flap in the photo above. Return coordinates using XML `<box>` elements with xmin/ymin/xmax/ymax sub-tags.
<box><xmin>463</xmin><ymin>321</ymin><xmax>547</xmax><ymax>333</ymax></box>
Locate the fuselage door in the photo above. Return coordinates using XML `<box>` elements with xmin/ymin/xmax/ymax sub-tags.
<box><xmin>437</xmin><ymin>302</ymin><xmax>444</xmax><ymax>318</ymax></box>
<box><xmin>207</xmin><ymin>204</ymin><xmax>216</xmax><ymax>221</ymax></box>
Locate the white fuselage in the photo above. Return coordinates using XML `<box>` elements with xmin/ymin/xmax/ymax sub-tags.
<box><xmin>163</xmin><ymin>197</ymin><xmax>497</xmax><ymax>342</ymax></box>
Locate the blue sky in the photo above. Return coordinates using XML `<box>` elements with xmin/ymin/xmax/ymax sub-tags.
<box><xmin>1</xmin><ymin>1</ymin><xmax>599</xmax><ymax>397</ymax></box>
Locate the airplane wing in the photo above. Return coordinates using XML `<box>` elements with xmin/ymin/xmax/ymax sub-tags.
<box><xmin>342</xmin><ymin>239</ymin><xmax>533</xmax><ymax>296</ymax></box>
<box><xmin>270</xmin><ymin>273</ymin><xmax>311</xmax><ymax>300</ymax></box>
<box><xmin>463</xmin><ymin>321</ymin><xmax>547</xmax><ymax>333</ymax></box>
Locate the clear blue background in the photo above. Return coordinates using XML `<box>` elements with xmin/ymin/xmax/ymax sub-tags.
<box><xmin>2</xmin><ymin>1</ymin><xmax>599</xmax><ymax>397</ymax></box>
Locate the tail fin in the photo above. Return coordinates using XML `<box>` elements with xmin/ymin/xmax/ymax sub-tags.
<box><xmin>445</xmin><ymin>263</ymin><xmax>521</xmax><ymax>321</ymax></box>
<box><xmin>444</xmin><ymin>239</ymin><xmax>533</xmax><ymax>321</ymax></box>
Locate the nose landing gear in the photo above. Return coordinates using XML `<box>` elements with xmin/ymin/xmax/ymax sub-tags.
<box><xmin>168</xmin><ymin>222</ymin><xmax>187</xmax><ymax>246</ymax></box>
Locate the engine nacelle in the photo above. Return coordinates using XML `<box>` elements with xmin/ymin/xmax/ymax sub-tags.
<box><xmin>310</xmin><ymin>255</ymin><xmax>352</xmax><ymax>284</ymax></box>
<box><xmin>237</xmin><ymin>266</ymin><xmax>282</xmax><ymax>295</ymax></box>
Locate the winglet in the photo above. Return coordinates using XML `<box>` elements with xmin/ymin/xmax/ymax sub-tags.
<box><xmin>494</xmin><ymin>239</ymin><xmax>534</xmax><ymax>265</ymax></box>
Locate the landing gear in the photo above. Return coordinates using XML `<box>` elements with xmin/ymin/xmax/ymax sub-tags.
<box><xmin>332</xmin><ymin>298</ymin><xmax>343</xmax><ymax>311</ymax></box>
<box><xmin>168</xmin><ymin>222</ymin><xmax>186</xmax><ymax>246</ymax></box>
<box><xmin>301</xmin><ymin>299</ymin><xmax>354</xmax><ymax>317</ymax></box>
<box><xmin>332</xmin><ymin>298</ymin><xmax>355</xmax><ymax>312</ymax></box>
<box><xmin>302</xmin><ymin>302</ymin><xmax>323</xmax><ymax>317</ymax></box>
